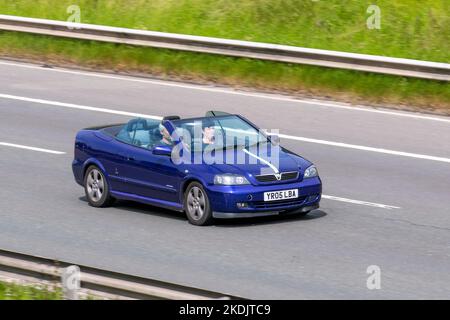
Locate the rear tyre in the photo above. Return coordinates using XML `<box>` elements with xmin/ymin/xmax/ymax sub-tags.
<box><xmin>84</xmin><ymin>165</ymin><xmax>114</xmax><ymax>207</ymax></box>
<box><xmin>184</xmin><ymin>182</ymin><xmax>213</xmax><ymax>226</ymax></box>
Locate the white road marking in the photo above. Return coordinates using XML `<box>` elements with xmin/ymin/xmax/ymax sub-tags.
<box><xmin>1</xmin><ymin>60</ymin><xmax>449</xmax><ymax>124</ymax></box>
<box><xmin>322</xmin><ymin>195</ymin><xmax>400</xmax><ymax>209</ymax></box>
<box><xmin>4</xmin><ymin>92</ymin><xmax>444</xmax><ymax>166</ymax></box>
<box><xmin>0</xmin><ymin>93</ymin><xmax>162</xmax><ymax>120</ymax></box>
<box><xmin>0</xmin><ymin>145</ymin><xmax>398</xmax><ymax>211</ymax></box>
<box><xmin>1</xmin><ymin>93</ymin><xmax>450</xmax><ymax>164</ymax></box>
<box><xmin>0</xmin><ymin>142</ymin><xmax>65</xmax><ymax>154</ymax></box>
<box><xmin>278</xmin><ymin>134</ymin><xmax>450</xmax><ymax>164</ymax></box>
<box><xmin>0</xmin><ymin>93</ymin><xmax>401</xmax><ymax>209</ymax></box>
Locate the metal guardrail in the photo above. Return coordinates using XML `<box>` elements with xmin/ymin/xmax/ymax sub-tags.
<box><xmin>0</xmin><ymin>14</ymin><xmax>449</xmax><ymax>81</ymax></box>
<box><xmin>0</xmin><ymin>249</ymin><xmax>239</xmax><ymax>300</ymax></box>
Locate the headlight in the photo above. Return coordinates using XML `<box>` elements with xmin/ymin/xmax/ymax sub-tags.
<box><xmin>214</xmin><ymin>174</ymin><xmax>250</xmax><ymax>185</ymax></box>
<box><xmin>303</xmin><ymin>165</ymin><xmax>318</xmax><ymax>179</ymax></box>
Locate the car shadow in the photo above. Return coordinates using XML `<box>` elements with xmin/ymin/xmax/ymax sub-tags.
<box><xmin>213</xmin><ymin>210</ymin><xmax>327</xmax><ymax>228</ymax></box>
<box><xmin>78</xmin><ymin>196</ymin><xmax>327</xmax><ymax>226</ymax></box>
<box><xmin>78</xmin><ymin>196</ymin><xmax>186</xmax><ymax>221</ymax></box>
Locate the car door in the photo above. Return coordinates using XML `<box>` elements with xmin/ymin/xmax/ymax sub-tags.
<box><xmin>105</xmin><ymin>118</ymin><xmax>182</xmax><ymax>205</ymax></box>
<box><xmin>115</xmin><ymin>118</ymin><xmax>183</xmax><ymax>204</ymax></box>
<box><xmin>121</xmin><ymin>145</ymin><xmax>182</xmax><ymax>205</ymax></box>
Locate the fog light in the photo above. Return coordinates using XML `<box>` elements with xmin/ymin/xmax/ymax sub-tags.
<box><xmin>307</xmin><ymin>194</ymin><xmax>319</xmax><ymax>202</ymax></box>
<box><xmin>237</xmin><ymin>202</ymin><xmax>248</xmax><ymax>208</ymax></box>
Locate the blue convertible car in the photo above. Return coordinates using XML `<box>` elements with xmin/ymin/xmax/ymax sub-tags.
<box><xmin>72</xmin><ymin>111</ymin><xmax>322</xmax><ymax>226</ymax></box>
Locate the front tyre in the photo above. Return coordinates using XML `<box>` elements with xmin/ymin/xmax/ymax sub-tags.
<box><xmin>184</xmin><ymin>182</ymin><xmax>213</xmax><ymax>226</ymax></box>
<box><xmin>84</xmin><ymin>165</ymin><xmax>114</xmax><ymax>207</ymax></box>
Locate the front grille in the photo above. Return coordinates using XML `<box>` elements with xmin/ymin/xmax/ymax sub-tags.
<box><xmin>254</xmin><ymin>171</ymin><xmax>298</xmax><ymax>183</ymax></box>
<box><xmin>250</xmin><ymin>196</ymin><xmax>308</xmax><ymax>209</ymax></box>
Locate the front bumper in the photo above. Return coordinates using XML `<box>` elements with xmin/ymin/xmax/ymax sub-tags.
<box><xmin>206</xmin><ymin>177</ymin><xmax>322</xmax><ymax>219</ymax></box>
<box><xmin>213</xmin><ymin>204</ymin><xmax>319</xmax><ymax>219</ymax></box>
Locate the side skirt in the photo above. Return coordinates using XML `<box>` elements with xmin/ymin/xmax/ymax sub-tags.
<box><xmin>111</xmin><ymin>191</ymin><xmax>184</xmax><ymax>212</ymax></box>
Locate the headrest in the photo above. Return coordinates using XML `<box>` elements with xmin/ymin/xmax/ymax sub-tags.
<box><xmin>163</xmin><ymin>115</ymin><xmax>181</xmax><ymax>121</ymax></box>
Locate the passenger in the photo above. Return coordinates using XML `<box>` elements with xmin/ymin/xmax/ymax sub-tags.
<box><xmin>159</xmin><ymin>123</ymin><xmax>173</xmax><ymax>146</ymax></box>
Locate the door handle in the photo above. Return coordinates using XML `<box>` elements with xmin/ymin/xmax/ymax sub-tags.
<box><xmin>118</xmin><ymin>153</ymin><xmax>135</xmax><ymax>161</ymax></box>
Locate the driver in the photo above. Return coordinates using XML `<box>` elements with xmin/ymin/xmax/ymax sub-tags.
<box><xmin>202</xmin><ymin>119</ymin><xmax>216</xmax><ymax>145</ymax></box>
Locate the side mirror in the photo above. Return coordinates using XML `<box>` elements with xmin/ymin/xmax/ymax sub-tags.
<box><xmin>270</xmin><ymin>134</ymin><xmax>280</xmax><ymax>146</ymax></box>
<box><xmin>153</xmin><ymin>145</ymin><xmax>172</xmax><ymax>156</ymax></box>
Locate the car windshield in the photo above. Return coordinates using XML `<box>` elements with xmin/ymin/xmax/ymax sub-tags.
<box><xmin>171</xmin><ymin>115</ymin><xmax>269</xmax><ymax>151</ymax></box>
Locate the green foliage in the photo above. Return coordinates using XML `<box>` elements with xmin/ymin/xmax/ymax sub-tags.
<box><xmin>0</xmin><ymin>281</ymin><xmax>62</xmax><ymax>300</ymax></box>
<box><xmin>0</xmin><ymin>1</ymin><xmax>448</xmax><ymax>108</ymax></box>
<box><xmin>1</xmin><ymin>0</ymin><xmax>448</xmax><ymax>62</ymax></box>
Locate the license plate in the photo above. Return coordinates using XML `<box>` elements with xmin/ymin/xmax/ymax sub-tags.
<box><xmin>264</xmin><ymin>189</ymin><xmax>298</xmax><ymax>202</ymax></box>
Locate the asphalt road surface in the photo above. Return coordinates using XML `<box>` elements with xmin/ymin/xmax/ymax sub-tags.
<box><xmin>0</xmin><ymin>59</ymin><xmax>449</xmax><ymax>299</ymax></box>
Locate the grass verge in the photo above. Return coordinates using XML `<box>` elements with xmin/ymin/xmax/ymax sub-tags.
<box><xmin>0</xmin><ymin>281</ymin><xmax>62</xmax><ymax>300</ymax></box>
<box><xmin>1</xmin><ymin>0</ymin><xmax>448</xmax><ymax>62</ymax></box>
<box><xmin>1</xmin><ymin>32</ymin><xmax>449</xmax><ymax>113</ymax></box>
